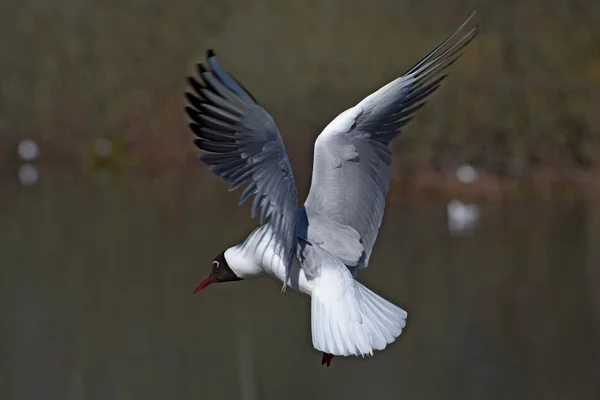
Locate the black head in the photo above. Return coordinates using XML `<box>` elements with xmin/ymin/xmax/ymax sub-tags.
<box><xmin>193</xmin><ymin>251</ymin><xmax>242</xmax><ymax>293</ymax></box>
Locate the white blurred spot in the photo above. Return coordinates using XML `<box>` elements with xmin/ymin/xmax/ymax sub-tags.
<box><xmin>447</xmin><ymin>199</ymin><xmax>479</xmax><ymax>236</ymax></box>
<box><xmin>18</xmin><ymin>163</ymin><xmax>39</xmax><ymax>186</ymax></box>
<box><xmin>94</xmin><ymin>138</ymin><xmax>113</xmax><ymax>157</ymax></box>
<box><xmin>17</xmin><ymin>138</ymin><xmax>39</xmax><ymax>161</ymax></box>
<box><xmin>456</xmin><ymin>164</ymin><xmax>478</xmax><ymax>184</ymax></box>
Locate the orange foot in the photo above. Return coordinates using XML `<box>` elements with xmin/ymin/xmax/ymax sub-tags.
<box><xmin>321</xmin><ymin>352</ymin><xmax>334</xmax><ymax>367</ymax></box>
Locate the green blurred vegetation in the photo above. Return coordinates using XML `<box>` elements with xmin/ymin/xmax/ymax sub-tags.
<box><xmin>1</xmin><ymin>0</ymin><xmax>599</xmax><ymax>179</ymax></box>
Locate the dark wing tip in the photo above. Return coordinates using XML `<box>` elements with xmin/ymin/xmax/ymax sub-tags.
<box><xmin>185</xmin><ymin>91</ymin><xmax>204</xmax><ymax>108</ymax></box>
<box><xmin>187</xmin><ymin>76</ymin><xmax>205</xmax><ymax>96</ymax></box>
<box><xmin>207</xmin><ymin>49</ymin><xmax>216</xmax><ymax>58</ymax></box>
<box><xmin>184</xmin><ymin>107</ymin><xmax>202</xmax><ymax>124</ymax></box>
<box><xmin>189</xmin><ymin>123</ymin><xmax>202</xmax><ymax>137</ymax></box>
<box><xmin>197</xmin><ymin>63</ymin><xmax>208</xmax><ymax>74</ymax></box>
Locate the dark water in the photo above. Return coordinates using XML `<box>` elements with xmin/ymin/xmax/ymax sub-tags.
<box><xmin>1</xmin><ymin>171</ymin><xmax>599</xmax><ymax>400</ymax></box>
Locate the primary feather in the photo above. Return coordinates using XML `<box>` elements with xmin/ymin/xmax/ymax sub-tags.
<box><xmin>303</xmin><ymin>12</ymin><xmax>478</xmax><ymax>276</ymax></box>
<box><xmin>185</xmin><ymin>50</ymin><xmax>299</xmax><ymax>289</ymax></box>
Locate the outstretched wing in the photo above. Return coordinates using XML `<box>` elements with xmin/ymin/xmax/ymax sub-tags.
<box><xmin>185</xmin><ymin>50</ymin><xmax>299</xmax><ymax>285</ymax></box>
<box><xmin>303</xmin><ymin>13</ymin><xmax>478</xmax><ymax>276</ymax></box>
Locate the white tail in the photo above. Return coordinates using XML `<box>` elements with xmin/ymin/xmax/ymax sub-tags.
<box><xmin>311</xmin><ymin>279</ymin><xmax>408</xmax><ymax>357</ymax></box>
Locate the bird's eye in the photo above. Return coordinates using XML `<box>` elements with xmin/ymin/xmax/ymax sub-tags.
<box><xmin>213</xmin><ymin>261</ymin><xmax>219</xmax><ymax>268</ymax></box>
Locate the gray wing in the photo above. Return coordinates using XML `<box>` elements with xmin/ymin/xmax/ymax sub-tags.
<box><xmin>298</xmin><ymin>206</ymin><xmax>364</xmax><ymax>268</ymax></box>
<box><xmin>303</xmin><ymin>13</ymin><xmax>478</xmax><ymax>276</ymax></box>
<box><xmin>185</xmin><ymin>50</ymin><xmax>298</xmax><ymax>285</ymax></box>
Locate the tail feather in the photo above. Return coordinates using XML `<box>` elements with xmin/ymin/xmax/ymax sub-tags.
<box><xmin>311</xmin><ymin>280</ymin><xmax>407</xmax><ymax>357</ymax></box>
<box><xmin>311</xmin><ymin>287</ymin><xmax>372</xmax><ymax>356</ymax></box>
<box><xmin>358</xmin><ymin>283</ymin><xmax>407</xmax><ymax>350</ymax></box>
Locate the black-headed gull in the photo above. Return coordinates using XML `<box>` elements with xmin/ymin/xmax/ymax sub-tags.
<box><xmin>185</xmin><ymin>12</ymin><xmax>478</xmax><ymax>366</ymax></box>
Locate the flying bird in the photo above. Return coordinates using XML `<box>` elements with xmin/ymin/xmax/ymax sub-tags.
<box><xmin>185</xmin><ymin>12</ymin><xmax>478</xmax><ymax>367</ymax></box>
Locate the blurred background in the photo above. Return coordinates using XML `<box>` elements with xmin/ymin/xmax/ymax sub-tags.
<box><xmin>1</xmin><ymin>0</ymin><xmax>599</xmax><ymax>399</ymax></box>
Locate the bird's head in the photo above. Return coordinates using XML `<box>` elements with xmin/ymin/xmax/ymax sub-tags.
<box><xmin>193</xmin><ymin>250</ymin><xmax>243</xmax><ymax>293</ymax></box>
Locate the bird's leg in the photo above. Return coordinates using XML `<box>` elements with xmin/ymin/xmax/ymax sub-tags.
<box><xmin>321</xmin><ymin>352</ymin><xmax>334</xmax><ymax>367</ymax></box>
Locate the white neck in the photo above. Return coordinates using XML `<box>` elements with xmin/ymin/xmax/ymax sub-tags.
<box><xmin>223</xmin><ymin>225</ymin><xmax>311</xmax><ymax>295</ymax></box>
<box><xmin>223</xmin><ymin>244</ymin><xmax>264</xmax><ymax>279</ymax></box>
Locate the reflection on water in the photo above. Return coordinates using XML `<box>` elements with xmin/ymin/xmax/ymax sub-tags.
<box><xmin>1</xmin><ymin>170</ymin><xmax>599</xmax><ymax>400</ymax></box>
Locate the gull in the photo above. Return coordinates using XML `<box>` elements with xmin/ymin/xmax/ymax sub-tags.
<box><xmin>185</xmin><ymin>12</ymin><xmax>478</xmax><ymax>367</ymax></box>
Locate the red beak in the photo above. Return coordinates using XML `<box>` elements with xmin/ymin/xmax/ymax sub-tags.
<box><xmin>194</xmin><ymin>274</ymin><xmax>213</xmax><ymax>293</ymax></box>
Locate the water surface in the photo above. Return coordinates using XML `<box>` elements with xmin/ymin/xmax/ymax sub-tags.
<box><xmin>1</xmin><ymin>171</ymin><xmax>599</xmax><ymax>399</ymax></box>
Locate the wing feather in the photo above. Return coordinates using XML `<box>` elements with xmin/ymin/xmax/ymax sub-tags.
<box><xmin>185</xmin><ymin>50</ymin><xmax>299</xmax><ymax>288</ymax></box>
<box><xmin>304</xmin><ymin>12</ymin><xmax>478</xmax><ymax>275</ymax></box>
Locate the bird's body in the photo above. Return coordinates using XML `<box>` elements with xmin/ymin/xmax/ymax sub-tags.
<box><xmin>224</xmin><ymin>221</ymin><xmax>408</xmax><ymax>361</ymax></box>
<box><xmin>186</xmin><ymin>12</ymin><xmax>478</xmax><ymax>366</ymax></box>
<box><xmin>224</xmin><ymin>224</ymin><xmax>312</xmax><ymax>295</ymax></box>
